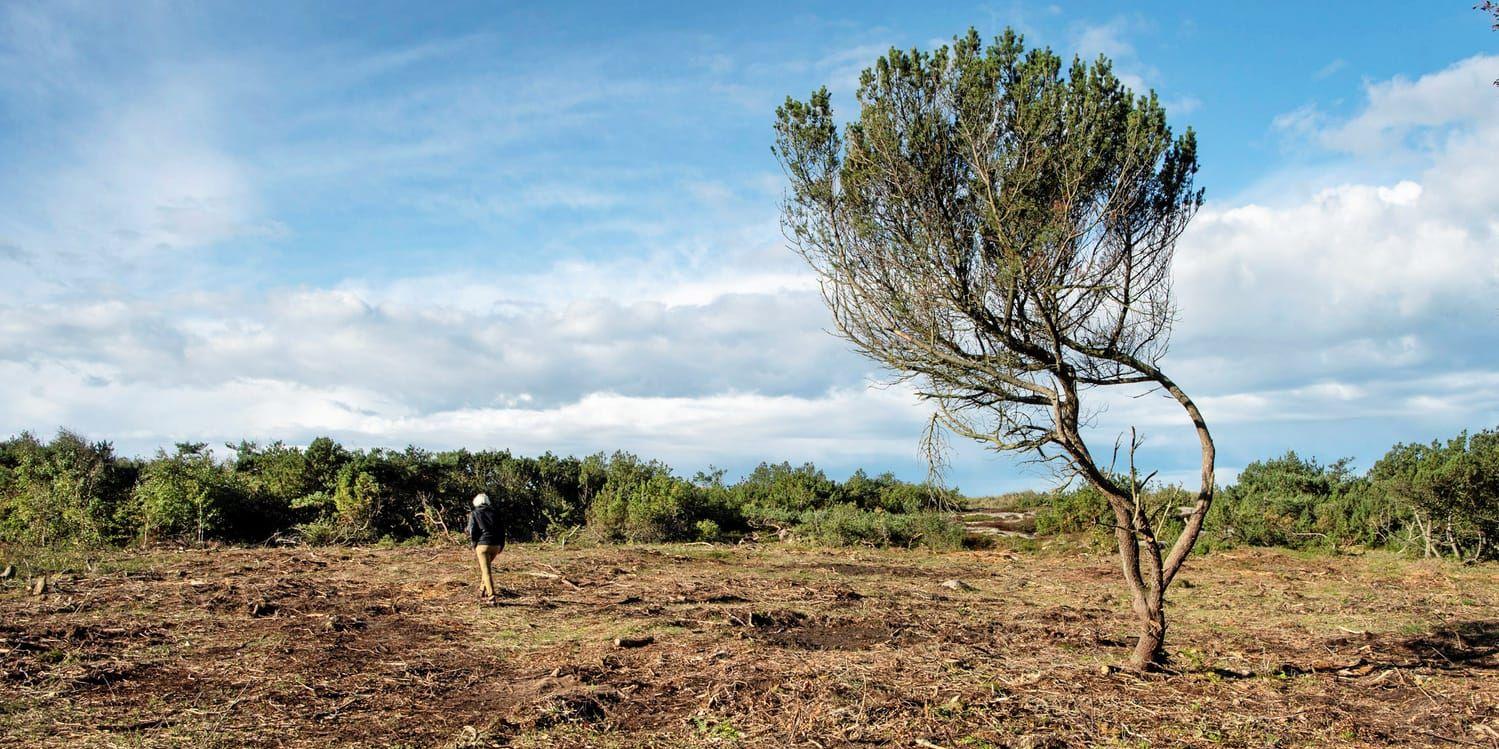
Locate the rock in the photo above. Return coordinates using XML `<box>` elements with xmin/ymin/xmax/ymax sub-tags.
<box><xmin>939</xmin><ymin>579</ymin><xmax>974</xmax><ymax>592</ymax></box>
<box><xmin>612</xmin><ymin>635</ymin><xmax>654</xmax><ymax>649</ymax></box>
<box><xmin>30</xmin><ymin>576</ymin><xmax>47</xmax><ymax>595</ymax></box>
<box><xmin>0</xmin><ymin>564</ymin><xmax>14</xmax><ymax>579</ymax></box>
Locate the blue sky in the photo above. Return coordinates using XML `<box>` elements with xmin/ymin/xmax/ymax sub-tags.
<box><xmin>1</xmin><ymin>1</ymin><xmax>1496</xmax><ymax>494</ymax></box>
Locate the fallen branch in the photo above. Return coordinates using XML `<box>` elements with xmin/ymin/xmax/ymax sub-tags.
<box><xmin>522</xmin><ymin>570</ymin><xmax>582</xmax><ymax>590</ymax></box>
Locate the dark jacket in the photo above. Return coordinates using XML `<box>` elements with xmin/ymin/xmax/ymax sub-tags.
<box><xmin>466</xmin><ymin>504</ymin><xmax>504</xmax><ymax>548</ymax></box>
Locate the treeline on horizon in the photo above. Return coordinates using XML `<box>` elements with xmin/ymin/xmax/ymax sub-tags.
<box><xmin>1028</xmin><ymin>428</ymin><xmax>1497</xmax><ymax>562</ymax></box>
<box><xmin>0</xmin><ymin>427</ymin><xmax>1494</xmax><ymax>561</ymax></box>
<box><xmin>0</xmin><ymin>432</ymin><xmax>967</xmax><ymax>551</ymax></box>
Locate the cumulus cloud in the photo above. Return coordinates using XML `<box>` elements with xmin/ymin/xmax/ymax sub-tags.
<box><xmin>0</xmin><ymin>356</ymin><xmax>927</xmax><ymax>467</ymax></box>
<box><xmin>1147</xmin><ymin>55</ymin><xmax>1499</xmax><ymax>474</ymax></box>
<box><xmin>0</xmin><ymin>280</ymin><xmax>860</xmax><ymax>409</ymax></box>
<box><xmin>1319</xmin><ymin>55</ymin><xmax>1499</xmax><ymax>155</ymax></box>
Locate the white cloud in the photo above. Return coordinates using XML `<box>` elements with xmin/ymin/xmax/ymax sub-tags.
<box><xmin>1271</xmin><ymin>104</ymin><xmax>1326</xmax><ymax>140</ymax></box>
<box><xmin>46</xmin><ymin>86</ymin><xmax>263</xmax><ymax>255</ymax></box>
<box><xmin>1317</xmin><ymin>54</ymin><xmax>1499</xmax><ymax>155</ymax></box>
<box><xmin>1141</xmin><ymin>55</ymin><xmax>1499</xmax><ymax>474</ymax></box>
<box><xmin>817</xmin><ymin>42</ymin><xmax>893</xmax><ymax>96</ymax></box>
<box><xmin>0</xmin><ymin>356</ymin><xmax>930</xmax><ymax>472</ymax></box>
<box><xmin>1165</xmin><ymin>96</ymin><xmax>1201</xmax><ymax>115</ymax></box>
<box><xmin>0</xmin><ymin>258</ymin><xmax>856</xmax><ymax>410</ymax></box>
<box><xmin>1314</xmin><ymin>59</ymin><xmax>1347</xmax><ymax>80</ymax></box>
<box><xmin>1072</xmin><ymin>18</ymin><xmax>1137</xmax><ymax>61</ymax></box>
<box><xmin>0</xmin><ymin>3</ymin><xmax>274</xmax><ymax>309</ymax></box>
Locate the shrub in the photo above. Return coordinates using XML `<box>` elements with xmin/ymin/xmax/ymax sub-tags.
<box><xmin>1370</xmin><ymin>431</ymin><xmax>1499</xmax><ymax>560</ymax></box>
<box><xmin>732</xmin><ymin>462</ymin><xmax>839</xmax><ymax>515</ymax></box>
<box><xmin>841</xmin><ymin>469</ymin><xmax>959</xmax><ymax>513</ymax></box>
<box><xmin>333</xmin><ymin>466</ymin><xmax>382</xmax><ymax>536</ymax></box>
<box><xmin>1207</xmin><ymin>452</ymin><xmax>1373</xmax><ymax>551</ymax></box>
<box><xmin>587</xmin><ymin>454</ymin><xmax>705</xmax><ymax>542</ymax></box>
<box><xmin>887</xmin><ymin>511</ymin><xmax>966</xmax><ymax>550</ymax></box>
<box><xmin>1033</xmin><ymin>484</ymin><xmax>1111</xmax><ymax>535</ymax></box>
<box><xmin>294</xmin><ymin>518</ymin><xmax>360</xmax><ymax>546</ymax></box>
<box><xmin>136</xmin><ymin>443</ymin><xmax>274</xmax><ymax>543</ymax></box>
<box><xmin>694</xmin><ymin>519</ymin><xmax>722</xmax><ymax>541</ymax></box>
<box><xmin>796</xmin><ymin>504</ymin><xmax>964</xmax><ymax>550</ymax></box>
<box><xmin>0</xmin><ymin>430</ymin><xmax>138</xmax><ymax>547</ymax></box>
<box><xmin>1029</xmin><ymin>480</ymin><xmax>1189</xmax><ymax>549</ymax></box>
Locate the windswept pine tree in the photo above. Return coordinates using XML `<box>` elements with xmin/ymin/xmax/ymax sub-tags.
<box><xmin>774</xmin><ymin>28</ymin><xmax>1214</xmax><ymax>669</ymax></box>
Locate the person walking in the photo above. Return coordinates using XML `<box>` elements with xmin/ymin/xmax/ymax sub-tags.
<box><xmin>466</xmin><ymin>493</ymin><xmax>504</xmax><ymax>601</ymax></box>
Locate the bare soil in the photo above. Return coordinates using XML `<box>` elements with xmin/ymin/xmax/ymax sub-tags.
<box><xmin>1</xmin><ymin>542</ymin><xmax>1494</xmax><ymax>747</ymax></box>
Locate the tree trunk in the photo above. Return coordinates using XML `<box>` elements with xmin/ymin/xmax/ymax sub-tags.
<box><xmin>1107</xmin><ymin>498</ymin><xmax>1169</xmax><ymax>671</ymax></box>
<box><xmin>1131</xmin><ymin>597</ymin><xmax>1168</xmax><ymax>669</ymax></box>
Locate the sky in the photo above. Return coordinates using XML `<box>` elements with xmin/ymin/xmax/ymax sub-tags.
<box><xmin>1</xmin><ymin>1</ymin><xmax>1496</xmax><ymax>494</ymax></box>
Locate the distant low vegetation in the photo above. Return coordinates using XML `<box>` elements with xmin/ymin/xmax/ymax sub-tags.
<box><xmin>1007</xmin><ymin>429</ymin><xmax>1498</xmax><ymax>562</ymax></box>
<box><xmin>1</xmin><ymin>427</ymin><xmax>1494</xmax><ymax>561</ymax></box>
<box><xmin>0</xmin><ymin>432</ymin><xmax>964</xmax><ymax>552</ymax></box>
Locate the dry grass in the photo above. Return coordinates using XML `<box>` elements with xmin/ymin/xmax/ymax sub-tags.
<box><xmin>1</xmin><ymin>541</ymin><xmax>1495</xmax><ymax>748</ymax></box>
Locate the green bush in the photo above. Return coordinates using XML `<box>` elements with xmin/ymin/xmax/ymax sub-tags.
<box><xmin>1207</xmin><ymin>452</ymin><xmax>1372</xmax><ymax>551</ymax></box>
<box><xmin>3</xmin><ymin>427</ymin><xmax>979</xmax><ymax>550</ymax></box>
<box><xmin>796</xmin><ymin>504</ymin><xmax>964</xmax><ymax>550</ymax></box>
<box><xmin>0</xmin><ymin>431</ymin><xmax>139</xmax><ymax>547</ymax></box>
<box><xmin>1370</xmin><ymin>431</ymin><xmax>1498</xmax><ymax>560</ymax></box>
<box><xmin>294</xmin><ymin>518</ymin><xmax>359</xmax><ymax>546</ymax></box>
<box><xmin>840</xmin><ymin>469</ymin><xmax>958</xmax><ymax>513</ymax></box>
<box><xmin>1033</xmin><ymin>484</ymin><xmax>1112</xmax><ymax>535</ymax></box>
<box><xmin>732</xmin><ymin>461</ymin><xmax>839</xmax><ymax>515</ymax></box>
<box><xmin>587</xmin><ymin>454</ymin><xmax>704</xmax><ymax>542</ymax></box>
<box><xmin>333</xmin><ymin>466</ymin><xmax>383</xmax><ymax>537</ymax></box>
<box><xmin>1201</xmin><ymin>443</ymin><xmax>1496</xmax><ymax>560</ymax></box>
<box><xmin>694</xmin><ymin>519</ymin><xmax>722</xmax><ymax>541</ymax></box>
<box><xmin>135</xmin><ymin>443</ymin><xmax>280</xmax><ymax>544</ymax></box>
<box><xmin>889</xmin><ymin>510</ymin><xmax>967</xmax><ymax>550</ymax></box>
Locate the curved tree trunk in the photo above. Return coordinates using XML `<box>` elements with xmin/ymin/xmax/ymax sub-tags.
<box><xmin>1138</xmin><ymin>372</ymin><xmax>1216</xmax><ymax>670</ymax></box>
<box><xmin>1077</xmin><ymin>369</ymin><xmax>1214</xmax><ymax>671</ymax></box>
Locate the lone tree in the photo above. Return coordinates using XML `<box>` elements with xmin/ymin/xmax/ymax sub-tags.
<box><xmin>773</xmin><ymin>29</ymin><xmax>1214</xmax><ymax>670</ymax></box>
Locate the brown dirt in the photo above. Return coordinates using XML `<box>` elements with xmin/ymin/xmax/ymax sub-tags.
<box><xmin>0</xmin><ymin>543</ymin><xmax>1494</xmax><ymax>748</ymax></box>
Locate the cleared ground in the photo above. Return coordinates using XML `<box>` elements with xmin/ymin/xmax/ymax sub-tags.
<box><xmin>1</xmin><ymin>541</ymin><xmax>1495</xmax><ymax>748</ymax></box>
